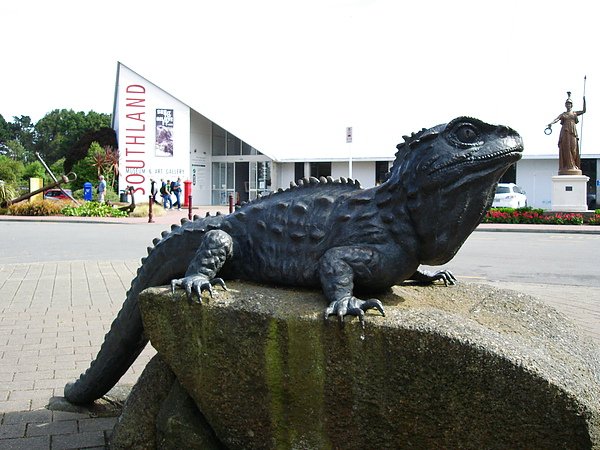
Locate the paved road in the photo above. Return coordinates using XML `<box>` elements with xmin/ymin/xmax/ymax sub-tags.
<box><xmin>0</xmin><ymin>222</ymin><xmax>167</xmax><ymax>264</ymax></box>
<box><xmin>448</xmin><ymin>231</ymin><xmax>600</xmax><ymax>287</ymax></box>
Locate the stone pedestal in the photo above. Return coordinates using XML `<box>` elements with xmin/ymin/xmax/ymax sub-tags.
<box><xmin>110</xmin><ymin>282</ymin><xmax>600</xmax><ymax>449</ymax></box>
<box><xmin>551</xmin><ymin>175</ymin><xmax>590</xmax><ymax>212</ymax></box>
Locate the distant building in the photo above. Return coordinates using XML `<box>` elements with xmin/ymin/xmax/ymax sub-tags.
<box><xmin>113</xmin><ymin>63</ymin><xmax>392</xmax><ymax>206</ymax></box>
<box><xmin>113</xmin><ymin>62</ymin><xmax>599</xmax><ymax>209</ymax></box>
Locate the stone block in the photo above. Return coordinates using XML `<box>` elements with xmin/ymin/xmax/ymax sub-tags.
<box><xmin>132</xmin><ymin>282</ymin><xmax>600</xmax><ymax>449</ymax></box>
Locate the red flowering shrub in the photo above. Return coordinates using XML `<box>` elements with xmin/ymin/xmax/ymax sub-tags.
<box><xmin>483</xmin><ymin>208</ymin><xmax>588</xmax><ymax>225</ymax></box>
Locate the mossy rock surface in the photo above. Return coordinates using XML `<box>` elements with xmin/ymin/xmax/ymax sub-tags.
<box><xmin>139</xmin><ymin>282</ymin><xmax>600</xmax><ymax>449</ymax></box>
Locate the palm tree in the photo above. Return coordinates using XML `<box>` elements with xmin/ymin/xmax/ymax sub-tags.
<box><xmin>104</xmin><ymin>146</ymin><xmax>120</xmax><ymax>189</ymax></box>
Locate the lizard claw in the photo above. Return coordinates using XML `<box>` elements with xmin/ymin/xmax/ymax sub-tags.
<box><xmin>210</xmin><ymin>278</ymin><xmax>228</xmax><ymax>291</ymax></box>
<box><xmin>410</xmin><ymin>269</ymin><xmax>457</xmax><ymax>286</ymax></box>
<box><xmin>324</xmin><ymin>296</ymin><xmax>385</xmax><ymax>327</ymax></box>
<box><xmin>431</xmin><ymin>269</ymin><xmax>457</xmax><ymax>286</ymax></box>
<box><xmin>171</xmin><ymin>276</ymin><xmax>228</xmax><ymax>304</ymax></box>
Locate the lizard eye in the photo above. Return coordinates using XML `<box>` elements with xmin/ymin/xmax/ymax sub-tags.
<box><xmin>445</xmin><ymin>122</ymin><xmax>483</xmax><ymax>148</ymax></box>
<box><xmin>455</xmin><ymin>124</ymin><xmax>479</xmax><ymax>143</ymax></box>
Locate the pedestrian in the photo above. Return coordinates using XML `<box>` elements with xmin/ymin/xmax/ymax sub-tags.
<box><xmin>160</xmin><ymin>179</ymin><xmax>172</xmax><ymax>209</ymax></box>
<box><xmin>150</xmin><ymin>179</ymin><xmax>159</xmax><ymax>204</ymax></box>
<box><xmin>97</xmin><ymin>175</ymin><xmax>107</xmax><ymax>203</ymax></box>
<box><xmin>171</xmin><ymin>177</ymin><xmax>182</xmax><ymax>210</ymax></box>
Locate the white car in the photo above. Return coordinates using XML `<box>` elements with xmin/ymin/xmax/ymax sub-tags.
<box><xmin>492</xmin><ymin>183</ymin><xmax>527</xmax><ymax>208</ymax></box>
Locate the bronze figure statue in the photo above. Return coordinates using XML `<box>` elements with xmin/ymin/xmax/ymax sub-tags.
<box><xmin>547</xmin><ymin>92</ymin><xmax>586</xmax><ymax>175</ymax></box>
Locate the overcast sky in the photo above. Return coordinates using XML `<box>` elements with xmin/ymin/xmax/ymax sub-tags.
<box><xmin>1</xmin><ymin>0</ymin><xmax>597</xmax><ymax>159</ymax></box>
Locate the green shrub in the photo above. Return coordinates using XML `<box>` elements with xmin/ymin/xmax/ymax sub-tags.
<box><xmin>0</xmin><ymin>155</ymin><xmax>25</xmax><ymax>184</ymax></box>
<box><xmin>0</xmin><ymin>181</ymin><xmax>18</xmax><ymax>206</ymax></box>
<box><xmin>61</xmin><ymin>201</ymin><xmax>128</xmax><ymax>218</ymax></box>
<box><xmin>71</xmin><ymin>188</ymin><xmax>84</xmax><ymax>200</ymax></box>
<box><xmin>104</xmin><ymin>187</ymin><xmax>120</xmax><ymax>203</ymax></box>
<box><xmin>8</xmin><ymin>200</ymin><xmax>64</xmax><ymax>216</ymax></box>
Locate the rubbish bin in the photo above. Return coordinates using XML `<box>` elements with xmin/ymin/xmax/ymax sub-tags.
<box><xmin>83</xmin><ymin>182</ymin><xmax>93</xmax><ymax>201</ymax></box>
<box><xmin>120</xmin><ymin>190</ymin><xmax>129</xmax><ymax>202</ymax></box>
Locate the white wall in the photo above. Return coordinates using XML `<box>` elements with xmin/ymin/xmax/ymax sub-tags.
<box><xmin>516</xmin><ymin>159</ymin><xmax>556</xmax><ymax>209</ymax></box>
<box><xmin>276</xmin><ymin>162</ymin><xmax>296</xmax><ymax>189</ymax></box>
<box><xmin>332</xmin><ymin>161</ymin><xmax>375</xmax><ymax>186</ymax></box>
<box><xmin>190</xmin><ymin>111</ymin><xmax>212</xmax><ymax>205</ymax></box>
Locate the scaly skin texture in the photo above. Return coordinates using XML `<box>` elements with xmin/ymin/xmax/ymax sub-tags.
<box><xmin>64</xmin><ymin>117</ymin><xmax>523</xmax><ymax>404</ymax></box>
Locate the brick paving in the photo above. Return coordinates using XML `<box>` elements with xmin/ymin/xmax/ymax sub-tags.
<box><xmin>0</xmin><ymin>260</ymin><xmax>155</xmax><ymax>449</ymax></box>
<box><xmin>0</xmin><ymin>212</ymin><xmax>599</xmax><ymax>449</ymax></box>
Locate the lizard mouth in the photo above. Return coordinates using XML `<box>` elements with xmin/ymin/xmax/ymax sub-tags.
<box><xmin>428</xmin><ymin>145</ymin><xmax>523</xmax><ymax>176</ymax></box>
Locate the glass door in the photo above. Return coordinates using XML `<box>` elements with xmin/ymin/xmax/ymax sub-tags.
<box><xmin>211</xmin><ymin>162</ymin><xmax>234</xmax><ymax>205</ymax></box>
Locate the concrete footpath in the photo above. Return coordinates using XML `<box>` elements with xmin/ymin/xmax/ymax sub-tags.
<box><xmin>0</xmin><ymin>209</ymin><xmax>599</xmax><ymax>449</ymax></box>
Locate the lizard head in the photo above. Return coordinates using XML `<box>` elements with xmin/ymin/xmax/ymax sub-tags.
<box><xmin>390</xmin><ymin>116</ymin><xmax>523</xmax><ymax>264</ymax></box>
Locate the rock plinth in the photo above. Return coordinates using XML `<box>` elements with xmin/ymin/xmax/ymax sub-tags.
<box><xmin>111</xmin><ymin>282</ymin><xmax>600</xmax><ymax>449</ymax></box>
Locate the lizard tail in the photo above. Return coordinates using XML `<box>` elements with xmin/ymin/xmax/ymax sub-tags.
<box><xmin>64</xmin><ymin>224</ymin><xmax>201</xmax><ymax>404</ymax></box>
<box><xmin>63</xmin><ymin>281</ymin><xmax>150</xmax><ymax>404</ymax></box>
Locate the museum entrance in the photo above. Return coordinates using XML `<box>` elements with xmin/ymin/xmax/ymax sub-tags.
<box><xmin>235</xmin><ymin>162</ymin><xmax>249</xmax><ymax>204</ymax></box>
<box><xmin>211</xmin><ymin>161</ymin><xmax>272</xmax><ymax>205</ymax></box>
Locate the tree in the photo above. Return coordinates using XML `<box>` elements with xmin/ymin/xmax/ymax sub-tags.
<box><xmin>0</xmin><ymin>155</ymin><xmax>25</xmax><ymax>185</ymax></box>
<box><xmin>3</xmin><ymin>139</ymin><xmax>32</xmax><ymax>162</ymax></box>
<box><xmin>0</xmin><ymin>114</ymin><xmax>11</xmax><ymax>144</ymax></box>
<box><xmin>70</xmin><ymin>141</ymin><xmax>120</xmax><ymax>195</ymax></box>
<box><xmin>64</xmin><ymin>127</ymin><xmax>117</xmax><ymax>173</ymax></box>
<box><xmin>8</xmin><ymin>116</ymin><xmax>35</xmax><ymax>160</ymax></box>
<box><xmin>22</xmin><ymin>161</ymin><xmax>48</xmax><ymax>183</ymax></box>
<box><xmin>34</xmin><ymin>109</ymin><xmax>111</xmax><ymax>165</ymax></box>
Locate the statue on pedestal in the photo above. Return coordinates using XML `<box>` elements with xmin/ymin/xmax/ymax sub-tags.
<box><xmin>547</xmin><ymin>92</ymin><xmax>586</xmax><ymax>175</ymax></box>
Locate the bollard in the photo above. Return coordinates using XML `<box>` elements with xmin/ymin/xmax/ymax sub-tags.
<box><xmin>148</xmin><ymin>195</ymin><xmax>155</xmax><ymax>223</ymax></box>
<box><xmin>229</xmin><ymin>194</ymin><xmax>234</xmax><ymax>214</ymax></box>
<box><xmin>188</xmin><ymin>194</ymin><xmax>192</xmax><ymax>221</ymax></box>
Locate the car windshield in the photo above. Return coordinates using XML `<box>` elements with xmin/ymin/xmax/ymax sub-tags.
<box><xmin>495</xmin><ymin>186</ymin><xmax>511</xmax><ymax>194</ymax></box>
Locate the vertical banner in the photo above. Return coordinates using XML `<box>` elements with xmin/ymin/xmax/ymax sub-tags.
<box><xmin>155</xmin><ymin>108</ymin><xmax>174</xmax><ymax>157</ymax></box>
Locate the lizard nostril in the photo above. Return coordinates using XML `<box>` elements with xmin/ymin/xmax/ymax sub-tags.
<box><xmin>497</xmin><ymin>126</ymin><xmax>510</xmax><ymax>138</ymax></box>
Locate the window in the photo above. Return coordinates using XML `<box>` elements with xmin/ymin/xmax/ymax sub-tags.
<box><xmin>227</xmin><ymin>133</ymin><xmax>241</xmax><ymax>155</ymax></box>
<box><xmin>294</xmin><ymin>162</ymin><xmax>304</xmax><ymax>182</ymax></box>
<box><xmin>309</xmin><ymin>162</ymin><xmax>331</xmax><ymax>178</ymax></box>
<box><xmin>242</xmin><ymin>142</ymin><xmax>257</xmax><ymax>155</ymax></box>
<box><xmin>212</xmin><ymin>124</ymin><xmax>226</xmax><ymax>156</ymax></box>
<box><xmin>249</xmin><ymin>161</ymin><xmax>272</xmax><ymax>200</ymax></box>
<box><xmin>375</xmin><ymin>161</ymin><xmax>390</xmax><ymax>185</ymax></box>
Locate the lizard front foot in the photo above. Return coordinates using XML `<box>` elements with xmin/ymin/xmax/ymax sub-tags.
<box><xmin>411</xmin><ymin>269</ymin><xmax>457</xmax><ymax>286</ymax></box>
<box><xmin>324</xmin><ymin>296</ymin><xmax>385</xmax><ymax>328</ymax></box>
<box><xmin>171</xmin><ymin>276</ymin><xmax>227</xmax><ymax>303</ymax></box>
<box><xmin>425</xmin><ymin>269</ymin><xmax>457</xmax><ymax>286</ymax></box>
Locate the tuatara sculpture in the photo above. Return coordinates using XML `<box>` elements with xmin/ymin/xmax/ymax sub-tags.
<box><xmin>64</xmin><ymin>116</ymin><xmax>523</xmax><ymax>404</ymax></box>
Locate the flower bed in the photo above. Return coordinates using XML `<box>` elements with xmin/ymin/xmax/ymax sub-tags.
<box><xmin>3</xmin><ymin>200</ymin><xmax>130</xmax><ymax>218</ymax></box>
<box><xmin>484</xmin><ymin>207</ymin><xmax>600</xmax><ymax>225</ymax></box>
